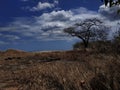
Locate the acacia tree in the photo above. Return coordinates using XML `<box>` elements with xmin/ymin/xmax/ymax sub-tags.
<box><xmin>64</xmin><ymin>18</ymin><xmax>109</xmax><ymax>49</ymax></box>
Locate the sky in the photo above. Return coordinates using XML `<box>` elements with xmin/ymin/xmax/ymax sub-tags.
<box><xmin>0</xmin><ymin>0</ymin><xmax>120</xmax><ymax>51</ymax></box>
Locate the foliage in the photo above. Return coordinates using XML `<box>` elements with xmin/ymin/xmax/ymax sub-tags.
<box><xmin>73</xmin><ymin>40</ymin><xmax>112</xmax><ymax>53</ymax></box>
<box><xmin>73</xmin><ymin>42</ymin><xmax>84</xmax><ymax>50</ymax></box>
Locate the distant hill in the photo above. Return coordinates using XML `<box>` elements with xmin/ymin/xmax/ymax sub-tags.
<box><xmin>5</xmin><ymin>49</ymin><xmax>26</xmax><ymax>53</ymax></box>
<box><xmin>0</xmin><ymin>49</ymin><xmax>31</xmax><ymax>58</ymax></box>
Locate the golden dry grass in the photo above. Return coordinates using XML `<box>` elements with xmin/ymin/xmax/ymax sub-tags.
<box><xmin>0</xmin><ymin>50</ymin><xmax>120</xmax><ymax>90</ymax></box>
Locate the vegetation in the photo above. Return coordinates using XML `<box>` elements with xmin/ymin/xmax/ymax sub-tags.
<box><xmin>0</xmin><ymin>19</ymin><xmax>120</xmax><ymax>90</ymax></box>
<box><xmin>101</xmin><ymin>0</ymin><xmax>120</xmax><ymax>7</ymax></box>
<box><xmin>73</xmin><ymin>27</ymin><xmax>120</xmax><ymax>54</ymax></box>
<box><xmin>73</xmin><ymin>40</ymin><xmax>112</xmax><ymax>53</ymax></box>
<box><xmin>64</xmin><ymin>18</ymin><xmax>109</xmax><ymax>49</ymax></box>
<box><xmin>0</xmin><ymin>0</ymin><xmax>119</xmax><ymax>90</ymax></box>
<box><xmin>0</xmin><ymin>49</ymin><xmax>120</xmax><ymax>90</ymax></box>
<box><xmin>0</xmin><ymin>4</ymin><xmax>120</xmax><ymax>90</ymax></box>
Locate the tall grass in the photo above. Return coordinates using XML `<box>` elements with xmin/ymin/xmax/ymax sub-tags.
<box><xmin>0</xmin><ymin>50</ymin><xmax>120</xmax><ymax>90</ymax></box>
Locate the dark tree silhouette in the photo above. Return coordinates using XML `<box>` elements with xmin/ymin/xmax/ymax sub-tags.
<box><xmin>64</xmin><ymin>18</ymin><xmax>109</xmax><ymax>49</ymax></box>
<box><xmin>101</xmin><ymin>0</ymin><xmax>120</xmax><ymax>7</ymax></box>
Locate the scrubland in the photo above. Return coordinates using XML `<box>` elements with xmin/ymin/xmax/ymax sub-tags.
<box><xmin>0</xmin><ymin>49</ymin><xmax>120</xmax><ymax>90</ymax></box>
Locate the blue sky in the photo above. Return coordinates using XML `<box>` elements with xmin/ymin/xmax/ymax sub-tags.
<box><xmin>0</xmin><ymin>0</ymin><xmax>119</xmax><ymax>51</ymax></box>
<box><xmin>0</xmin><ymin>0</ymin><xmax>102</xmax><ymax>26</ymax></box>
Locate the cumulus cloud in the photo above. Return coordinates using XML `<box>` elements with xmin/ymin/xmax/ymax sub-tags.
<box><xmin>98</xmin><ymin>4</ymin><xmax>120</xmax><ymax>39</ymax></box>
<box><xmin>22</xmin><ymin>0</ymin><xmax>59</xmax><ymax>11</ymax></box>
<box><xmin>98</xmin><ymin>4</ymin><xmax>120</xmax><ymax>33</ymax></box>
<box><xmin>99</xmin><ymin>4</ymin><xmax>120</xmax><ymax>20</ymax></box>
<box><xmin>0</xmin><ymin>8</ymin><xmax>100</xmax><ymax>44</ymax></box>
<box><xmin>30</xmin><ymin>2</ymin><xmax>55</xmax><ymax>11</ymax></box>
<box><xmin>35</xmin><ymin>9</ymin><xmax>98</xmax><ymax>39</ymax></box>
<box><xmin>1</xmin><ymin>4</ymin><xmax>120</xmax><ymax>45</ymax></box>
<box><xmin>72</xmin><ymin>7</ymin><xmax>97</xmax><ymax>14</ymax></box>
<box><xmin>39</xmin><ymin>10</ymin><xmax>73</xmax><ymax>22</ymax></box>
<box><xmin>29</xmin><ymin>0</ymin><xmax>59</xmax><ymax>11</ymax></box>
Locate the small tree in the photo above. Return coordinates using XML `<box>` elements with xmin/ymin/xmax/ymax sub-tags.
<box><xmin>64</xmin><ymin>18</ymin><xmax>109</xmax><ymax>49</ymax></box>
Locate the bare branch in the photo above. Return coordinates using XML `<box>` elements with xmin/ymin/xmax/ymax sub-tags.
<box><xmin>64</xmin><ymin>18</ymin><xmax>109</xmax><ymax>48</ymax></box>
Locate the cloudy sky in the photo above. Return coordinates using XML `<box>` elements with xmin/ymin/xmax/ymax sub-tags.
<box><xmin>0</xmin><ymin>0</ymin><xmax>120</xmax><ymax>51</ymax></box>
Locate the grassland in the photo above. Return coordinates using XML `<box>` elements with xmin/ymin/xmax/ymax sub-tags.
<box><xmin>0</xmin><ymin>49</ymin><xmax>120</xmax><ymax>90</ymax></box>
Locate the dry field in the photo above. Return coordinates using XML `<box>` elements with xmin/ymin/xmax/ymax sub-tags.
<box><xmin>0</xmin><ymin>49</ymin><xmax>120</xmax><ymax>90</ymax></box>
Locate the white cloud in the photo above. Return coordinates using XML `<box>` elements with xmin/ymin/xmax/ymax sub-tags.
<box><xmin>22</xmin><ymin>0</ymin><xmax>59</xmax><ymax>11</ymax></box>
<box><xmin>39</xmin><ymin>10</ymin><xmax>73</xmax><ymax>22</ymax></box>
<box><xmin>99</xmin><ymin>4</ymin><xmax>120</xmax><ymax>20</ymax></box>
<box><xmin>30</xmin><ymin>2</ymin><xmax>55</xmax><ymax>11</ymax></box>
<box><xmin>72</xmin><ymin>7</ymin><xmax>97</xmax><ymax>14</ymax></box>
<box><xmin>98</xmin><ymin>4</ymin><xmax>120</xmax><ymax>33</ymax></box>
<box><xmin>0</xmin><ymin>8</ymin><xmax>99</xmax><ymax>43</ymax></box>
<box><xmin>98</xmin><ymin>4</ymin><xmax>120</xmax><ymax>39</ymax></box>
<box><xmin>1</xmin><ymin>5</ymin><xmax>120</xmax><ymax>44</ymax></box>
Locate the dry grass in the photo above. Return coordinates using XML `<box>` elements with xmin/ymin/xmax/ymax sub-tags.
<box><xmin>0</xmin><ymin>50</ymin><xmax>120</xmax><ymax>90</ymax></box>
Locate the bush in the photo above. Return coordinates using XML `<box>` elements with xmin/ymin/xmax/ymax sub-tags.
<box><xmin>73</xmin><ymin>41</ymin><xmax>112</xmax><ymax>53</ymax></box>
<box><xmin>73</xmin><ymin>42</ymin><xmax>84</xmax><ymax>50</ymax></box>
<box><xmin>90</xmin><ymin>73</ymin><xmax>110</xmax><ymax>90</ymax></box>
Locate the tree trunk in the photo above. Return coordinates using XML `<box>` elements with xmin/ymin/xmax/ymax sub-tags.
<box><xmin>83</xmin><ymin>40</ymin><xmax>89</xmax><ymax>51</ymax></box>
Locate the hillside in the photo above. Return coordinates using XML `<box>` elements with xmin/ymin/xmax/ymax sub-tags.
<box><xmin>0</xmin><ymin>49</ymin><xmax>120</xmax><ymax>90</ymax></box>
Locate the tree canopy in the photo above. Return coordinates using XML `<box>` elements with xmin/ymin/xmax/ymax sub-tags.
<box><xmin>64</xmin><ymin>18</ymin><xmax>109</xmax><ymax>49</ymax></box>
